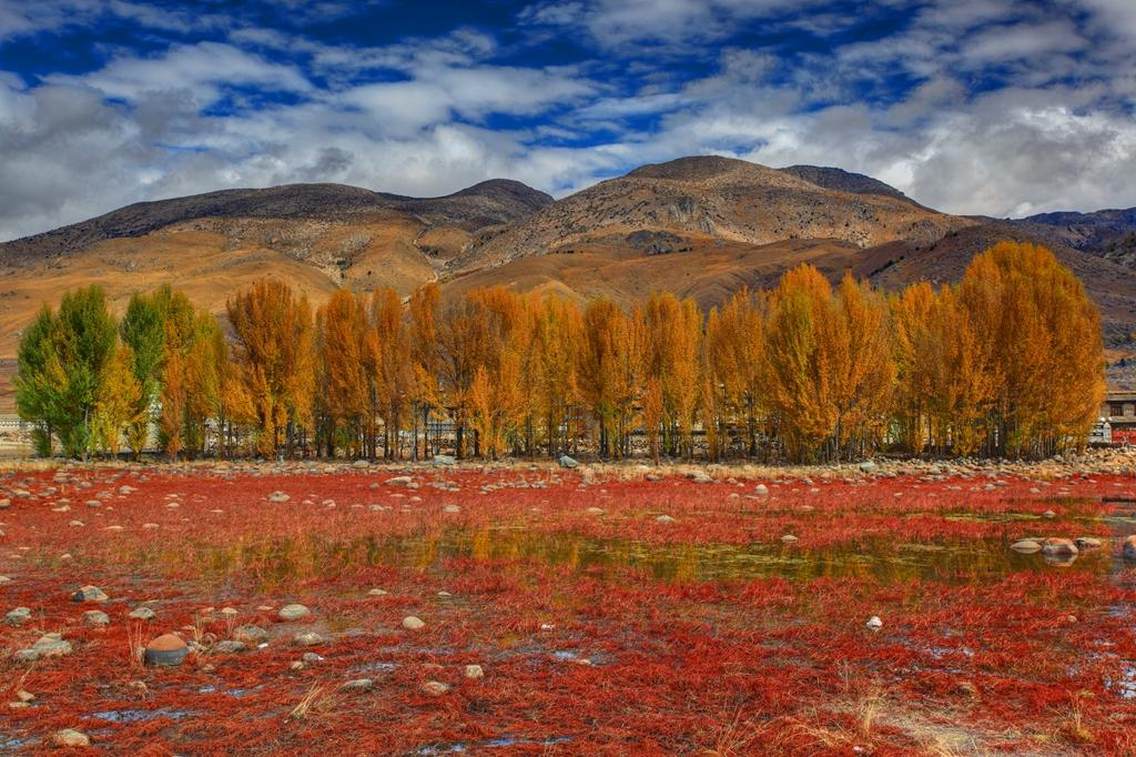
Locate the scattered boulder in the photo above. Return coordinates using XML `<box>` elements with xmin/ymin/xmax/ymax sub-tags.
<box><xmin>421</xmin><ymin>680</ymin><xmax>450</xmax><ymax>696</ymax></box>
<box><xmin>15</xmin><ymin>633</ymin><xmax>72</xmax><ymax>662</ymax></box>
<box><xmin>129</xmin><ymin>607</ymin><xmax>156</xmax><ymax>621</ymax></box>
<box><xmin>233</xmin><ymin>625</ymin><xmax>269</xmax><ymax>644</ymax></box>
<box><xmin>781</xmin><ymin>534</ymin><xmax>799</xmax><ymax>544</ymax></box>
<box><xmin>267</xmin><ymin>491</ymin><xmax>291</xmax><ymax>503</ymax></box>
<box><xmin>1124</xmin><ymin>534</ymin><xmax>1136</xmax><ymax>560</ymax></box>
<box><xmin>443</xmin><ymin>504</ymin><xmax>461</xmax><ymax>514</ymax></box>
<box><xmin>433</xmin><ymin>455</ymin><xmax>456</xmax><ymax>466</ymax></box>
<box><xmin>144</xmin><ymin>634</ymin><xmax>188</xmax><ymax>666</ymax></box>
<box><xmin>4</xmin><ymin>607</ymin><xmax>31</xmax><ymax>627</ymax></box>
<box><xmin>688</xmin><ymin>471</ymin><xmax>713</xmax><ymax>484</ymax></box>
<box><xmin>1074</xmin><ymin>537</ymin><xmax>1102</xmax><ymax>550</ymax></box>
<box><xmin>387</xmin><ymin>476</ymin><xmax>415</xmax><ymax>487</ymax></box>
<box><xmin>278</xmin><ymin>604</ymin><xmax>311</xmax><ymax>622</ymax></box>
<box><xmin>1042</xmin><ymin>538</ymin><xmax>1079</xmax><ymax>557</ymax></box>
<box><xmin>866</xmin><ymin>616</ymin><xmax>883</xmax><ymax>632</ymax></box>
<box><xmin>72</xmin><ymin>585</ymin><xmax>108</xmax><ymax>602</ymax></box>
<box><xmin>558</xmin><ymin>455</ymin><xmax>578</xmax><ymax>469</ymax></box>
<box><xmin>83</xmin><ymin>610</ymin><xmax>110</xmax><ymax>627</ymax></box>
<box><xmin>464</xmin><ymin>664</ymin><xmax>484</xmax><ymax>679</ymax></box>
<box><xmin>368</xmin><ymin>589</ymin><xmax>388</xmax><ymax>597</ymax></box>
<box><xmin>302</xmin><ymin>652</ymin><xmax>324</xmax><ymax>664</ymax></box>
<box><xmin>1010</xmin><ymin>539</ymin><xmax>1042</xmax><ymax>554</ymax></box>
<box><xmin>859</xmin><ymin>461</ymin><xmax>879</xmax><ymax>474</ymax></box>
<box><xmin>402</xmin><ymin>616</ymin><xmax>425</xmax><ymax>630</ymax></box>
<box><xmin>754</xmin><ymin>484</ymin><xmax>769</xmax><ymax>496</ymax></box>
<box><xmin>52</xmin><ymin>729</ymin><xmax>90</xmax><ymax>748</ymax></box>
<box><xmin>656</xmin><ymin>514</ymin><xmax>675</xmax><ymax>524</ymax></box>
<box><xmin>293</xmin><ymin>632</ymin><xmax>323</xmax><ymax>647</ymax></box>
<box><xmin>214</xmin><ymin>640</ymin><xmax>247</xmax><ymax>654</ymax></box>
<box><xmin>1042</xmin><ymin>510</ymin><xmax>1056</xmax><ymax>519</ymax></box>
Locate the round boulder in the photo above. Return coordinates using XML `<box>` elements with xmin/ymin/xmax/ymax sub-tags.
<box><xmin>278</xmin><ymin>604</ymin><xmax>311</xmax><ymax>622</ymax></box>
<box><xmin>144</xmin><ymin>634</ymin><xmax>188</xmax><ymax>667</ymax></box>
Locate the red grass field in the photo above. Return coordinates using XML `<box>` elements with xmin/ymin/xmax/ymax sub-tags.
<box><xmin>1</xmin><ymin>463</ymin><xmax>1134</xmax><ymax>753</ymax></box>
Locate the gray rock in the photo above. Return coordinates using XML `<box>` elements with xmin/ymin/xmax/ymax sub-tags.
<box><xmin>213</xmin><ymin>640</ymin><xmax>247</xmax><ymax>654</ymax></box>
<box><xmin>1042</xmin><ymin>538</ymin><xmax>1079</xmax><ymax>557</ymax></box>
<box><xmin>293</xmin><ymin>632</ymin><xmax>323</xmax><ymax>647</ymax></box>
<box><xmin>83</xmin><ymin>610</ymin><xmax>110</xmax><ymax>627</ymax></box>
<box><xmin>278</xmin><ymin>604</ymin><xmax>311</xmax><ymax>622</ymax></box>
<box><xmin>4</xmin><ymin>607</ymin><xmax>31</xmax><ymax>627</ymax></box>
<box><xmin>866</xmin><ymin>616</ymin><xmax>883</xmax><ymax>631</ymax></box>
<box><xmin>656</xmin><ymin>514</ymin><xmax>675</xmax><ymax>524</ymax></box>
<box><xmin>781</xmin><ymin>534</ymin><xmax>799</xmax><ymax>544</ymax></box>
<box><xmin>129</xmin><ymin>606</ymin><xmax>156</xmax><ymax>621</ymax></box>
<box><xmin>1010</xmin><ymin>539</ymin><xmax>1042</xmax><ymax>553</ymax></box>
<box><xmin>302</xmin><ymin>652</ymin><xmax>324</xmax><ymax>663</ymax></box>
<box><xmin>387</xmin><ymin>475</ymin><xmax>415</xmax><ymax>487</ymax></box>
<box><xmin>72</xmin><ymin>585</ymin><xmax>108</xmax><ymax>602</ymax></box>
<box><xmin>52</xmin><ymin>729</ymin><xmax>90</xmax><ymax>748</ymax></box>
<box><xmin>558</xmin><ymin>455</ymin><xmax>578</xmax><ymax>469</ymax></box>
<box><xmin>267</xmin><ymin>491</ymin><xmax>291</xmax><ymax>503</ymax></box>
<box><xmin>754</xmin><ymin>484</ymin><xmax>769</xmax><ymax>496</ymax></box>
<box><xmin>1074</xmin><ymin>537</ymin><xmax>1102</xmax><ymax>549</ymax></box>
<box><xmin>233</xmin><ymin>625</ymin><xmax>269</xmax><ymax>644</ymax></box>
<box><xmin>443</xmin><ymin>504</ymin><xmax>461</xmax><ymax>514</ymax></box>
<box><xmin>340</xmin><ymin>678</ymin><xmax>373</xmax><ymax>692</ymax></box>
<box><xmin>859</xmin><ymin>461</ymin><xmax>879</xmax><ymax>474</ymax></box>
<box><xmin>15</xmin><ymin>633</ymin><xmax>72</xmax><ymax>662</ymax></box>
<box><xmin>432</xmin><ymin>455</ymin><xmax>456</xmax><ymax>466</ymax></box>
<box><xmin>402</xmin><ymin>616</ymin><xmax>425</xmax><ymax>630</ymax></box>
<box><xmin>1123</xmin><ymin>534</ymin><xmax>1136</xmax><ymax>560</ymax></box>
<box><xmin>464</xmin><ymin>664</ymin><xmax>484</xmax><ymax>679</ymax></box>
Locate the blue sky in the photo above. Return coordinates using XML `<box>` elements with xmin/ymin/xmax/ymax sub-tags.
<box><xmin>1</xmin><ymin>0</ymin><xmax>1135</xmax><ymax>241</ymax></box>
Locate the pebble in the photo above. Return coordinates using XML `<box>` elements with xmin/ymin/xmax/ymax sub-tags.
<box><xmin>754</xmin><ymin>484</ymin><xmax>769</xmax><ymax>496</ymax></box>
<box><xmin>866</xmin><ymin>616</ymin><xmax>883</xmax><ymax>632</ymax></box>
<box><xmin>367</xmin><ymin>589</ymin><xmax>388</xmax><ymax>597</ymax></box>
<box><xmin>402</xmin><ymin>616</ymin><xmax>425</xmax><ymax>630</ymax></box>
<box><xmin>340</xmin><ymin>678</ymin><xmax>374</xmax><ymax>692</ymax></box>
<box><xmin>781</xmin><ymin>534</ymin><xmax>799</xmax><ymax>544</ymax></box>
<box><xmin>656</xmin><ymin>514</ymin><xmax>675</xmax><ymax>524</ymax></box>
<box><xmin>52</xmin><ymin>729</ymin><xmax>90</xmax><ymax>748</ymax></box>
<box><xmin>267</xmin><ymin>491</ymin><xmax>291</xmax><ymax>503</ymax></box>
<box><xmin>302</xmin><ymin>652</ymin><xmax>323</xmax><ymax>663</ymax></box>
<box><xmin>1010</xmin><ymin>539</ymin><xmax>1042</xmax><ymax>553</ymax></box>
<box><xmin>464</xmin><ymin>664</ymin><xmax>484</xmax><ymax>679</ymax></box>
<box><xmin>214</xmin><ymin>640</ymin><xmax>248</xmax><ymax>654</ymax></box>
<box><xmin>5</xmin><ymin>607</ymin><xmax>31</xmax><ymax>626</ymax></box>
<box><xmin>278</xmin><ymin>604</ymin><xmax>311</xmax><ymax>621</ymax></box>
<box><xmin>421</xmin><ymin>680</ymin><xmax>450</xmax><ymax>696</ymax></box>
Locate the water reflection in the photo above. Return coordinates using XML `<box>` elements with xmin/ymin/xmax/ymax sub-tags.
<box><xmin>171</xmin><ymin>526</ymin><xmax>1116</xmax><ymax>587</ymax></box>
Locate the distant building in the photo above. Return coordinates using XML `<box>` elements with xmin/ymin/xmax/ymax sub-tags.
<box><xmin>1101</xmin><ymin>391</ymin><xmax>1136</xmax><ymax>444</ymax></box>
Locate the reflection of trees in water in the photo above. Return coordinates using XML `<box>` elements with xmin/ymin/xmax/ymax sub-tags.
<box><xmin>154</xmin><ymin>526</ymin><xmax>1115</xmax><ymax>591</ymax></box>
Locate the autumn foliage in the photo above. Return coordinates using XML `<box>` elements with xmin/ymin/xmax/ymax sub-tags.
<box><xmin>16</xmin><ymin>242</ymin><xmax>1105</xmax><ymax>461</ymax></box>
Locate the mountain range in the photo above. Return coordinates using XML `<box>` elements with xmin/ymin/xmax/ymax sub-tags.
<box><xmin>3</xmin><ymin>154</ymin><xmax>1136</xmax><ymax>407</ymax></box>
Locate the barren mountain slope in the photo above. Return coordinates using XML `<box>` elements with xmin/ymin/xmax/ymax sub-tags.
<box><xmin>449</xmin><ymin>156</ymin><xmax>976</xmax><ymax>272</ymax></box>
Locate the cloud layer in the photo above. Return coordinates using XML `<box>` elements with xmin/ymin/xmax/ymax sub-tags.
<box><xmin>1</xmin><ymin>0</ymin><xmax>1135</xmax><ymax>240</ymax></box>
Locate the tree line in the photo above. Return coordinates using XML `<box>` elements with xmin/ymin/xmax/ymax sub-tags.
<box><xmin>15</xmin><ymin>241</ymin><xmax>1105</xmax><ymax>463</ymax></box>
